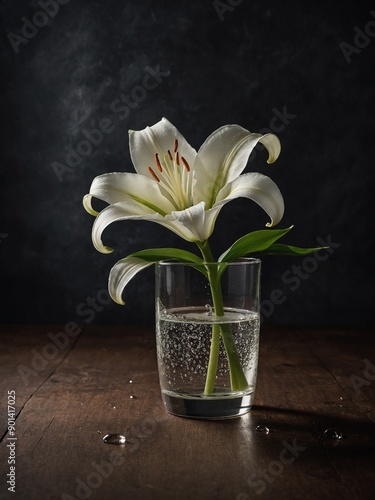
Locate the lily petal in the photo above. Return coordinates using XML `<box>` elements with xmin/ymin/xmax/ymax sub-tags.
<box><xmin>168</xmin><ymin>202</ymin><xmax>212</xmax><ymax>242</ymax></box>
<box><xmin>193</xmin><ymin>125</ymin><xmax>281</xmax><ymax>207</ymax></box>
<box><xmin>83</xmin><ymin>172</ymin><xmax>175</xmax><ymax>216</ymax></box>
<box><xmin>129</xmin><ymin>117</ymin><xmax>197</xmax><ymax>178</ymax></box>
<box><xmin>109</xmin><ymin>256</ymin><xmax>154</xmax><ymax>305</ymax></box>
<box><xmin>92</xmin><ymin>200</ymin><xmax>200</xmax><ymax>253</ymax></box>
<box><xmin>214</xmin><ymin>172</ymin><xmax>284</xmax><ymax>227</ymax></box>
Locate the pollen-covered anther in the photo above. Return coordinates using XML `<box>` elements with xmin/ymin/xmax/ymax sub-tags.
<box><xmin>174</xmin><ymin>138</ymin><xmax>178</xmax><ymax>153</ymax></box>
<box><xmin>167</xmin><ymin>150</ymin><xmax>173</xmax><ymax>161</ymax></box>
<box><xmin>155</xmin><ymin>153</ymin><xmax>163</xmax><ymax>172</ymax></box>
<box><xmin>175</xmin><ymin>151</ymin><xmax>180</xmax><ymax>166</ymax></box>
<box><xmin>148</xmin><ymin>166</ymin><xmax>160</xmax><ymax>182</ymax></box>
<box><xmin>181</xmin><ymin>156</ymin><xmax>190</xmax><ymax>172</ymax></box>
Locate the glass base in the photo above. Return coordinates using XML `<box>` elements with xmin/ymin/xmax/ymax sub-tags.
<box><xmin>161</xmin><ymin>390</ymin><xmax>254</xmax><ymax>419</ymax></box>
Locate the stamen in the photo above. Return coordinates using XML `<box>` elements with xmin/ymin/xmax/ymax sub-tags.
<box><xmin>174</xmin><ymin>138</ymin><xmax>178</xmax><ymax>153</ymax></box>
<box><xmin>148</xmin><ymin>166</ymin><xmax>160</xmax><ymax>182</ymax></box>
<box><xmin>175</xmin><ymin>151</ymin><xmax>180</xmax><ymax>166</ymax></box>
<box><xmin>155</xmin><ymin>153</ymin><xmax>163</xmax><ymax>172</ymax></box>
<box><xmin>181</xmin><ymin>156</ymin><xmax>190</xmax><ymax>172</ymax></box>
<box><xmin>167</xmin><ymin>150</ymin><xmax>173</xmax><ymax>161</ymax></box>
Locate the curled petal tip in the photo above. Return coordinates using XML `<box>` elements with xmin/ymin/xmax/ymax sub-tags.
<box><xmin>108</xmin><ymin>279</ymin><xmax>125</xmax><ymax>305</ymax></box>
<box><xmin>83</xmin><ymin>194</ymin><xmax>99</xmax><ymax>217</ymax></box>
<box><xmin>99</xmin><ymin>246</ymin><xmax>114</xmax><ymax>254</ymax></box>
<box><xmin>109</xmin><ymin>256</ymin><xmax>153</xmax><ymax>305</ymax></box>
<box><xmin>261</xmin><ymin>133</ymin><xmax>281</xmax><ymax>164</ymax></box>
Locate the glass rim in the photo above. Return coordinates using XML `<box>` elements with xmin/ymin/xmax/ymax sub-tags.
<box><xmin>156</xmin><ymin>257</ymin><xmax>261</xmax><ymax>267</ymax></box>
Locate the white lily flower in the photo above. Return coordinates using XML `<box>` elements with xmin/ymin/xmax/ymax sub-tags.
<box><xmin>83</xmin><ymin>118</ymin><xmax>284</xmax><ymax>253</ymax></box>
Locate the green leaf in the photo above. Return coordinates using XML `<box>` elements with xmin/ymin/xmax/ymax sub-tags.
<box><xmin>130</xmin><ymin>247</ymin><xmax>208</xmax><ymax>279</ymax></box>
<box><xmin>219</xmin><ymin>227</ymin><xmax>293</xmax><ymax>262</ymax></box>
<box><xmin>260</xmin><ymin>243</ymin><xmax>328</xmax><ymax>256</ymax></box>
<box><xmin>129</xmin><ymin>247</ymin><xmax>203</xmax><ymax>264</ymax></box>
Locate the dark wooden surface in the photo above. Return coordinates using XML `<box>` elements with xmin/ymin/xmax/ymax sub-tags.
<box><xmin>0</xmin><ymin>325</ymin><xmax>374</xmax><ymax>500</ymax></box>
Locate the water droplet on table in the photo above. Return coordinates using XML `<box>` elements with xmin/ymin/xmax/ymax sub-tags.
<box><xmin>256</xmin><ymin>425</ymin><xmax>270</xmax><ymax>434</ymax></box>
<box><xmin>103</xmin><ymin>434</ymin><xmax>126</xmax><ymax>445</ymax></box>
<box><xmin>129</xmin><ymin>395</ymin><xmax>136</xmax><ymax>399</ymax></box>
<box><xmin>128</xmin><ymin>379</ymin><xmax>133</xmax><ymax>384</ymax></box>
<box><xmin>323</xmin><ymin>428</ymin><xmax>343</xmax><ymax>440</ymax></box>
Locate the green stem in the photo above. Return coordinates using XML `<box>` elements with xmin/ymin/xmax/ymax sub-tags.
<box><xmin>204</xmin><ymin>324</ymin><xmax>221</xmax><ymax>394</ymax></box>
<box><xmin>197</xmin><ymin>241</ymin><xmax>248</xmax><ymax>395</ymax></box>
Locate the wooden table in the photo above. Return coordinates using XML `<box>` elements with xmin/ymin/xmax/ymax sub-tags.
<box><xmin>0</xmin><ymin>325</ymin><xmax>374</xmax><ymax>499</ymax></box>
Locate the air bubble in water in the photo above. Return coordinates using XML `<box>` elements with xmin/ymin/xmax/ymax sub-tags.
<box><xmin>103</xmin><ymin>434</ymin><xmax>126</xmax><ymax>445</ymax></box>
<box><xmin>204</xmin><ymin>304</ymin><xmax>213</xmax><ymax>316</ymax></box>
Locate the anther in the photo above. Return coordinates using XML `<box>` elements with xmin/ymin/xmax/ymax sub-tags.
<box><xmin>174</xmin><ymin>138</ymin><xmax>178</xmax><ymax>153</ymax></box>
<box><xmin>148</xmin><ymin>166</ymin><xmax>160</xmax><ymax>182</ymax></box>
<box><xmin>181</xmin><ymin>156</ymin><xmax>190</xmax><ymax>172</ymax></box>
<box><xmin>155</xmin><ymin>153</ymin><xmax>163</xmax><ymax>172</ymax></box>
<box><xmin>175</xmin><ymin>151</ymin><xmax>180</xmax><ymax>166</ymax></box>
<box><xmin>167</xmin><ymin>150</ymin><xmax>173</xmax><ymax>161</ymax></box>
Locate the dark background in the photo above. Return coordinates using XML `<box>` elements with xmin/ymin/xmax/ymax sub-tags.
<box><xmin>0</xmin><ymin>0</ymin><xmax>374</xmax><ymax>327</ymax></box>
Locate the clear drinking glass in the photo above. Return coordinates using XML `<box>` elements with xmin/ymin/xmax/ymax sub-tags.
<box><xmin>155</xmin><ymin>258</ymin><xmax>261</xmax><ymax>419</ymax></box>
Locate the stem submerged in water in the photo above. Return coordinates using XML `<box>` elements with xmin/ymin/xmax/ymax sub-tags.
<box><xmin>203</xmin><ymin>323</ymin><xmax>221</xmax><ymax>394</ymax></box>
<box><xmin>197</xmin><ymin>241</ymin><xmax>248</xmax><ymax>395</ymax></box>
